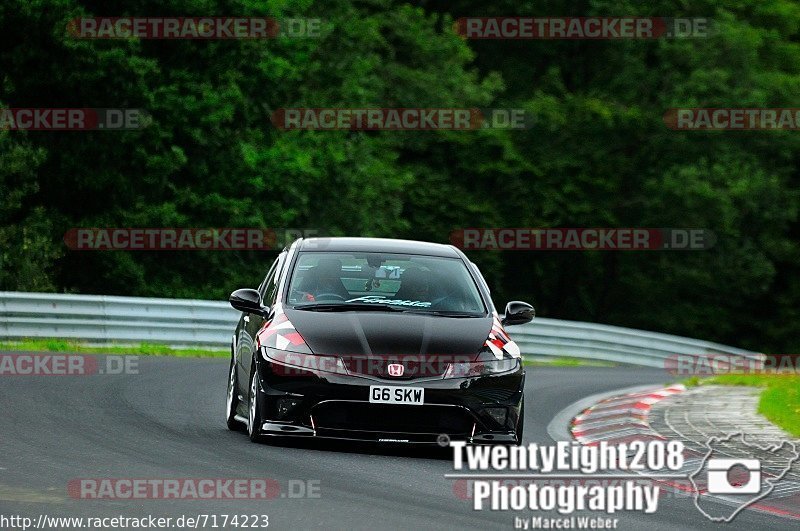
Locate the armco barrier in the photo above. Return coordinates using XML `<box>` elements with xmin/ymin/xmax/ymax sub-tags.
<box><xmin>0</xmin><ymin>291</ymin><xmax>238</xmax><ymax>347</ymax></box>
<box><xmin>0</xmin><ymin>291</ymin><xmax>762</xmax><ymax>367</ymax></box>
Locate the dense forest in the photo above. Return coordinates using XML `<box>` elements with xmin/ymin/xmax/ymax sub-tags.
<box><xmin>2</xmin><ymin>0</ymin><xmax>800</xmax><ymax>352</ymax></box>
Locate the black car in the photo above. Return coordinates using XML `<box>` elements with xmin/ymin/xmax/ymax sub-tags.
<box><xmin>225</xmin><ymin>237</ymin><xmax>534</xmax><ymax>445</ymax></box>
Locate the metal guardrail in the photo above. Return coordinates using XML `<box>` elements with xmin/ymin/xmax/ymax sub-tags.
<box><xmin>0</xmin><ymin>291</ymin><xmax>237</xmax><ymax>347</ymax></box>
<box><xmin>0</xmin><ymin>291</ymin><xmax>762</xmax><ymax>367</ymax></box>
<box><xmin>514</xmin><ymin>318</ymin><xmax>763</xmax><ymax>368</ymax></box>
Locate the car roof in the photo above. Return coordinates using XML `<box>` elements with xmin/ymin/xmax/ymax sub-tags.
<box><xmin>295</xmin><ymin>237</ymin><xmax>461</xmax><ymax>258</ymax></box>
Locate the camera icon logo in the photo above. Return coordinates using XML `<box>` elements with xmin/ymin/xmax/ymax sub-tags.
<box><xmin>706</xmin><ymin>458</ymin><xmax>761</xmax><ymax>494</ymax></box>
<box><xmin>691</xmin><ymin>433</ymin><xmax>799</xmax><ymax>522</ymax></box>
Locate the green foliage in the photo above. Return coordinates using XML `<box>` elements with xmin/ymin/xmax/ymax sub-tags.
<box><xmin>0</xmin><ymin>128</ymin><xmax>57</xmax><ymax>290</ymax></box>
<box><xmin>1</xmin><ymin>0</ymin><xmax>800</xmax><ymax>353</ymax></box>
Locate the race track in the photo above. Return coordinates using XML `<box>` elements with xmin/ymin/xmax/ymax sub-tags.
<box><xmin>0</xmin><ymin>356</ymin><xmax>794</xmax><ymax>530</ymax></box>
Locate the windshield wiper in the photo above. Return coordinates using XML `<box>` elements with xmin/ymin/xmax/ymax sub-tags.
<box><xmin>407</xmin><ymin>310</ymin><xmax>484</xmax><ymax>318</ymax></box>
<box><xmin>294</xmin><ymin>303</ymin><xmax>407</xmax><ymax>312</ymax></box>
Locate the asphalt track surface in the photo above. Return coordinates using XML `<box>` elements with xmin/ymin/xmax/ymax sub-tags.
<box><xmin>0</xmin><ymin>356</ymin><xmax>796</xmax><ymax>530</ymax></box>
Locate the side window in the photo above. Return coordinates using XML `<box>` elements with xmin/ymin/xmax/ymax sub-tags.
<box><xmin>260</xmin><ymin>252</ymin><xmax>286</xmax><ymax>304</ymax></box>
<box><xmin>257</xmin><ymin>258</ymin><xmax>279</xmax><ymax>299</ymax></box>
<box><xmin>470</xmin><ymin>261</ymin><xmax>495</xmax><ymax>313</ymax></box>
<box><xmin>470</xmin><ymin>262</ymin><xmax>490</xmax><ymax>293</ymax></box>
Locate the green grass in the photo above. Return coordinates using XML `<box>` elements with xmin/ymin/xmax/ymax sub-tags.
<box><xmin>0</xmin><ymin>339</ymin><xmax>229</xmax><ymax>358</ymax></box>
<box><xmin>524</xmin><ymin>356</ymin><xmax>617</xmax><ymax>367</ymax></box>
<box><xmin>684</xmin><ymin>373</ymin><xmax>800</xmax><ymax>437</ymax></box>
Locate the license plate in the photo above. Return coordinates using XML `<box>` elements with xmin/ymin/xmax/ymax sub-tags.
<box><xmin>369</xmin><ymin>385</ymin><xmax>424</xmax><ymax>405</ymax></box>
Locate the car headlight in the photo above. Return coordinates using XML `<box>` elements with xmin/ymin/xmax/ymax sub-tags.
<box><xmin>262</xmin><ymin>347</ymin><xmax>349</xmax><ymax>376</ymax></box>
<box><xmin>442</xmin><ymin>353</ymin><xmax>520</xmax><ymax>379</ymax></box>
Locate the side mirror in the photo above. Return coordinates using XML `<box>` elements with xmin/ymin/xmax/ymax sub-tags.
<box><xmin>229</xmin><ymin>288</ymin><xmax>269</xmax><ymax>316</ymax></box>
<box><xmin>501</xmin><ymin>301</ymin><xmax>535</xmax><ymax>326</ymax></box>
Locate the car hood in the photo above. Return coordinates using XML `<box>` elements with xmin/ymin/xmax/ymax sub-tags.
<box><xmin>285</xmin><ymin>309</ymin><xmax>492</xmax><ymax>358</ymax></box>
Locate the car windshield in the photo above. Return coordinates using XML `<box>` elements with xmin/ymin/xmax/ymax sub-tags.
<box><xmin>286</xmin><ymin>252</ymin><xmax>486</xmax><ymax>315</ymax></box>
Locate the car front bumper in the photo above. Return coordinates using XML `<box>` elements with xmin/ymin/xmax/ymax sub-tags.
<box><xmin>252</xmin><ymin>351</ymin><xmax>525</xmax><ymax>445</ymax></box>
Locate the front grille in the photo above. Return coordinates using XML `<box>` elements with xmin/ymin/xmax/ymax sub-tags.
<box><xmin>311</xmin><ymin>401</ymin><xmax>475</xmax><ymax>434</ymax></box>
<box><xmin>339</xmin><ymin>355</ymin><xmax>465</xmax><ymax>380</ymax></box>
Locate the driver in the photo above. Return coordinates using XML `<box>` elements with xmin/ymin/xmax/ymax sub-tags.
<box><xmin>302</xmin><ymin>258</ymin><xmax>350</xmax><ymax>300</ymax></box>
<box><xmin>396</xmin><ymin>266</ymin><xmax>432</xmax><ymax>302</ymax></box>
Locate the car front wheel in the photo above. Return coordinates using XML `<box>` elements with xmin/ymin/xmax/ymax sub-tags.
<box><xmin>247</xmin><ymin>364</ymin><xmax>265</xmax><ymax>442</ymax></box>
<box><xmin>515</xmin><ymin>398</ymin><xmax>525</xmax><ymax>445</ymax></box>
<box><xmin>225</xmin><ymin>357</ymin><xmax>243</xmax><ymax>431</ymax></box>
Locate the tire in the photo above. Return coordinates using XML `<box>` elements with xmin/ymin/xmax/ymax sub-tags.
<box><xmin>247</xmin><ymin>363</ymin><xmax>265</xmax><ymax>442</ymax></box>
<box><xmin>225</xmin><ymin>356</ymin><xmax>244</xmax><ymax>431</ymax></box>
<box><xmin>515</xmin><ymin>398</ymin><xmax>525</xmax><ymax>445</ymax></box>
